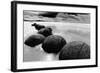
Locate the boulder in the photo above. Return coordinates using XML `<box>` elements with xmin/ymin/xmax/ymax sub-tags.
<box><xmin>59</xmin><ymin>41</ymin><xmax>90</xmax><ymax>60</ymax></box>
<box><xmin>38</xmin><ymin>27</ymin><xmax>52</xmax><ymax>37</ymax></box>
<box><xmin>31</xmin><ymin>23</ymin><xmax>45</xmax><ymax>31</ymax></box>
<box><xmin>24</xmin><ymin>34</ymin><xmax>45</xmax><ymax>47</ymax></box>
<box><xmin>42</xmin><ymin>35</ymin><xmax>66</xmax><ymax>54</ymax></box>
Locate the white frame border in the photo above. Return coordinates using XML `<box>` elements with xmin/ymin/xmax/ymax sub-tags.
<box><xmin>16</xmin><ymin>3</ymin><xmax>96</xmax><ymax>69</ymax></box>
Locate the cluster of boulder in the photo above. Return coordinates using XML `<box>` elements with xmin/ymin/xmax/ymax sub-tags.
<box><xmin>24</xmin><ymin>23</ymin><xmax>90</xmax><ymax>60</ymax></box>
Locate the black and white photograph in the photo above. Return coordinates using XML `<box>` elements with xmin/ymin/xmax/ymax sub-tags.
<box><xmin>11</xmin><ymin>1</ymin><xmax>97</xmax><ymax>72</ymax></box>
<box><xmin>23</xmin><ymin>11</ymin><xmax>90</xmax><ymax>62</ymax></box>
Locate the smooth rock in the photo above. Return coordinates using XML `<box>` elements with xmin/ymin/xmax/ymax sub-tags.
<box><xmin>31</xmin><ymin>23</ymin><xmax>45</xmax><ymax>31</ymax></box>
<box><xmin>24</xmin><ymin>34</ymin><xmax>45</xmax><ymax>47</ymax></box>
<box><xmin>42</xmin><ymin>35</ymin><xmax>66</xmax><ymax>54</ymax></box>
<box><xmin>59</xmin><ymin>41</ymin><xmax>90</xmax><ymax>60</ymax></box>
<box><xmin>38</xmin><ymin>27</ymin><xmax>52</xmax><ymax>37</ymax></box>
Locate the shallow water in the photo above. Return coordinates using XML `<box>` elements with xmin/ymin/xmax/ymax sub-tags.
<box><xmin>24</xmin><ymin>21</ymin><xmax>90</xmax><ymax>62</ymax></box>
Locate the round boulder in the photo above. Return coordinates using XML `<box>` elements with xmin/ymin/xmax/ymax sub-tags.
<box><xmin>59</xmin><ymin>41</ymin><xmax>90</xmax><ymax>60</ymax></box>
<box><xmin>38</xmin><ymin>27</ymin><xmax>52</xmax><ymax>37</ymax></box>
<box><xmin>42</xmin><ymin>35</ymin><xmax>66</xmax><ymax>54</ymax></box>
<box><xmin>24</xmin><ymin>34</ymin><xmax>45</xmax><ymax>47</ymax></box>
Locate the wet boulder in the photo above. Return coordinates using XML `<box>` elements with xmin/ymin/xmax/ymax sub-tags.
<box><xmin>59</xmin><ymin>41</ymin><xmax>90</xmax><ymax>60</ymax></box>
<box><xmin>38</xmin><ymin>27</ymin><xmax>52</xmax><ymax>37</ymax></box>
<box><xmin>31</xmin><ymin>23</ymin><xmax>45</xmax><ymax>31</ymax></box>
<box><xmin>24</xmin><ymin>34</ymin><xmax>45</xmax><ymax>47</ymax></box>
<box><xmin>42</xmin><ymin>35</ymin><xmax>66</xmax><ymax>54</ymax></box>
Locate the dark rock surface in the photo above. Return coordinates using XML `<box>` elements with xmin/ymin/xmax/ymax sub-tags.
<box><xmin>59</xmin><ymin>41</ymin><xmax>90</xmax><ymax>60</ymax></box>
<box><xmin>38</xmin><ymin>27</ymin><xmax>52</xmax><ymax>37</ymax></box>
<box><xmin>42</xmin><ymin>35</ymin><xmax>67</xmax><ymax>54</ymax></box>
<box><xmin>31</xmin><ymin>23</ymin><xmax>45</xmax><ymax>31</ymax></box>
<box><xmin>24</xmin><ymin>34</ymin><xmax>45</xmax><ymax>47</ymax></box>
<box><xmin>39</xmin><ymin>12</ymin><xmax>58</xmax><ymax>18</ymax></box>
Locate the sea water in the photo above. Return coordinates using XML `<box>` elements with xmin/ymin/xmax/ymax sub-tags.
<box><xmin>24</xmin><ymin>21</ymin><xmax>90</xmax><ymax>62</ymax></box>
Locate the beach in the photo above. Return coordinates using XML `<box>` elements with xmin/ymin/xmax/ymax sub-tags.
<box><xmin>24</xmin><ymin>21</ymin><xmax>90</xmax><ymax>62</ymax></box>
